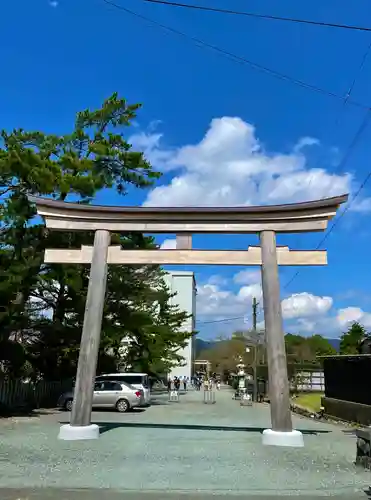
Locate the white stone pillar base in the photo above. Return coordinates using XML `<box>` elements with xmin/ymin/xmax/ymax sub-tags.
<box><xmin>58</xmin><ymin>424</ymin><xmax>100</xmax><ymax>441</ymax></box>
<box><xmin>262</xmin><ymin>429</ymin><xmax>304</xmax><ymax>447</ymax></box>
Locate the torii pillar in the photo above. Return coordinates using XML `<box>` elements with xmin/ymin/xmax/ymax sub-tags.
<box><xmin>260</xmin><ymin>231</ymin><xmax>296</xmax><ymax>445</ymax></box>
<box><xmin>30</xmin><ymin>194</ymin><xmax>348</xmax><ymax>445</ymax></box>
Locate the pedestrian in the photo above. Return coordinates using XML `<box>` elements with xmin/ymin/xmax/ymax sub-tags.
<box><xmin>216</xmin><ymin>380</ymin><xmax>221</xmax><ymax>391</ymax></box>
<box><xmin>167</xmin><ymin>378</ymin><xmax>171</xmax><ymax>393</ymax></box>
<box><xmin>183</xmin><ymin>377</ymin><xmax>187</xmax><ymax>391</ymax></box>
<box><xmin>174</xmin><ymin>377</ymin><xmax>180</xmax><ymax>392</ymax></box>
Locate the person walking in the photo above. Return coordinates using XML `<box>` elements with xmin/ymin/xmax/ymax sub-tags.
<box><xmin>174</xmin><ymin>377</ymin><xmax>180</xmax><ymax>392</ymax></box>
<box><xmin>183</xmin><ymin>377</ymin><xmax>187</xmax><ymax>391</ymax></box>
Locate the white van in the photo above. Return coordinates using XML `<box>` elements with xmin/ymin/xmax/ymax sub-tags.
<box><xmin>95</xmin><ymin>373</ymin><xmax>151</xmax><ymax>405</ymax></box>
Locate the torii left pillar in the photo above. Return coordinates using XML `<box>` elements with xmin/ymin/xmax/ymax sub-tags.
<box><xmin>59</xmin><ymin>230</ymin><xmax>111</xmax><ymax>440</ymax></box>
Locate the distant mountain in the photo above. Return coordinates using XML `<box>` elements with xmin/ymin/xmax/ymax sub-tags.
<box><xmin>326</xmin><ymin>338</ymin><xmax>340</xmax><ymax>352</ymax></box>
<box><xmin>195</xmin><ymin>338</ymin><xmax>216</xmax><ymax>357</ymax></box>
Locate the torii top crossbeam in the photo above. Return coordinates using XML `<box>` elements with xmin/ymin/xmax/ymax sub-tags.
<box><xmin>29</xmin><ymin>194</ymin><xmax>348</xmax><ymax>233</ymax></box>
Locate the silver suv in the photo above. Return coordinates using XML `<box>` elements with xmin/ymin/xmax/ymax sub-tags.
<box><xmin>57</xmin><ymin>380</ymin><xmax>144</xmax><ymax>413</ymax></box>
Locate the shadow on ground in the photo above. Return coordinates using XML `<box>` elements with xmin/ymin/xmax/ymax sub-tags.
<box><xmin>59</xmin><ymin>421</ymin><xmax>332</xmax><ymax>435</ymax></box>
<box><xmin>149</xmin><ymin>400</ymin><xmax>170</xmax><ymax>406</ymax></box>
<box><xmin>0</xmin><ymin>402</ymin><xmax>58</xmax><ymax>419</ymax></box>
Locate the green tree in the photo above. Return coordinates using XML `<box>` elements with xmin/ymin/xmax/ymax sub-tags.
<box><xmin>285</xmin><ymin>334</ymin><xmax>314</xmax><ymax>363</ymax></box>
<box><xmin>0</xmin><ymin>93</ymin><xmax>191</xmax><ymax>379</ymax></box>
<box><xmin>284</xmin><ymin>333</ymin><xmax>335</xmax><ymax>363</ymax></box>
<box><xmin>339</xmin><ymin>321</ymin><xmax>369</xmax><ymax>354</ymax></box>
<box><xmin>306</xmin><ymin>334</ymin><xmax>336</xmax><ymax>357</ymax></box>
<box><xmin>198</xmin><ymin>335</ymin><xmax>254</xmax><ymax>374</ymax></box>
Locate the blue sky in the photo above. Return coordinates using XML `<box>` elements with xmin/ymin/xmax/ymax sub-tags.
<box><xmin>2</xmin><ymin>0</ymin><xmax>371</xmax><ymax>339</ymax></box>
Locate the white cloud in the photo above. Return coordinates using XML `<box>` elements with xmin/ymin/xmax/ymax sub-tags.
<box><xmin>197</xmin><ymin>282</ymin><xmax>245</xmax><ymax>318</ymax></box>
<box><xmin>207</xmin><ymin>274</ymin><xmax>229</xmax><ymax>286</ymax></box>
<box><xmin>282</xmin><ymin>292</ymin><xmax>333</xmax><ymax>319</ymax></box>
<box><xmin>336</xmin><ymin>307</ymin><xmax>371</xmax><ymax>328</ymax></box>
<box><xmin>140</xmin><ymin>116</ymin><xmax>371</xmax><ymax>209</ymax></box>
<box><xmin>198</xmin><ymin>273</ymin><xmax>332</xmax><ymax>327</ymax></box>
<box><xmin>129</xmin><ymin>131</ymin><xmax>174</xmax><ymax>171</ymax></box>
<box><xmin>238</xmin><ymin>283</ymin><xmax>262</xmax><ymax>302</ymax></box>
<box><xmin>293</xmin><ymin>136</ymin><xmax>320</xmax><ymax>153</ymax></box>
<box><xmin>349</xmin><ymin>197</ymin><xmax>371</xmax><ymax>213</ymax></box>
<box><xmin>196</xmin><ymin>271</ymin><xmax>371</xmax><ymax>337</ymax></box>
<box><xmin>295</xmin><ymin>318</ymin><xmax>316</xmax><ymax>333</ymax></box>
<box><xmin>233</xmin><ymin>269</ymin><xmax>261</xmax><ymax>285</ymax></box>
<box><xmin>160</xmin><ymin>238</ymin><xmax>177</xmax><ymax>249</ymax></box>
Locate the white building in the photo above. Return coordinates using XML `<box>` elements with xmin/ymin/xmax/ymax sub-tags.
<box><xmin>164</xmin><ymin>270</ymin><xmax>196</xmax><ymax>380</ymax></box>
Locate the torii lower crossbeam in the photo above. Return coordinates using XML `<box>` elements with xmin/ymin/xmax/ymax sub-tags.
<box><xmin>44</xmin><ymin>246</ymin><xmax>327</xmax><ymax>266</ymax></box>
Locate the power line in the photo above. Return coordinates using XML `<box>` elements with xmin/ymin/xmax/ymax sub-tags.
<box><xmin>283</xmin><ymin>110</ymin><xmax>371</xmax><ymax>290</ymax></box>
<box><xmin>302</xmin><ymin>39</ymin><xmax>371</xmax><ymax>198</ymax></box>
<box><xmin>197</xmin><ymin>302</ymin><xmax>264</xmax><ymax>326</ymax></box>
<box><xmin>328</xmin><ymin>106</ymin><xmax>371</xmax><ymax>176</ymax></box>
<box><xmin>339</xmin><ymin>40</ymin><xmax>371</xmax><ymax>111</ymax></box>
<box><xmin>288</xmin><ymin>38</ymin><xmax>371</xmax><ymax>269</ymax></box>
<box><xmin>141</xmin><ymin>0</ymin><xmax>371</xmax><ymax>34</ymax></box>
<box><xmin>102</xmin><ymin>0</ymin><xmax>371</xmax><ymax>312</ymax></box>
<box><xmin>199</xmin><ymin>114</ymin><xmax>371</xmax><ymax>319</ymax></box>
<box><xmin>102</xmin><ymin>0</ymin><xmax>369</xmax><ymax>109</ymax></box>
<box><xmin>197</xmin><ymin>315</ymin><xmax>248</xmax><ymax>325</ymax></box>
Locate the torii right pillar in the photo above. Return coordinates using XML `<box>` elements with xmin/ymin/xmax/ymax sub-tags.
<box><xmin>260</xmin><ymin>230</ymin><xmax>303</xmax><ymax>447</ymax></box>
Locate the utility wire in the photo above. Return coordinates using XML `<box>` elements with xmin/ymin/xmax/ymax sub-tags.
<box><xmin>102</xmin><ymin>0</ymin><xmax>369</xmax><ymax>109</ymax></box>
<box><xmin>283</xmin><ymin>111</ymin><xmax>371</xmax><ymax>290</ymax></box>
<box><xmin>197</xmin><ymin>315</ymin><xmax>249</xmax><ymax>325</ymax></box>
<box><xmin>102</xmin><ymin>0</ymin><xmax>371</xmax><ymax>318</ymax></box>
<box><xmin>198</xmin><ymin>110</ymin><xmax>371</xmax><ymax>320</ymax></box>
<box><xmin>302</xmin><ymin>39</ymin><xmax>371</xmax><ymax>201</ymax></box>
<box><xmin>197</xmin><ymin>302</ymin><xmax>264</xmax><ymax>326</ymax></box>
<box><xmin>284</xmin><ymin>47</ymin><xmax>371</xmax><ymax>291</ymax></box>
<box><xmin>291</xmin><ymin>41</ymin><xmax>371</xmax><ymax>257</ymax></box>
<box><xmin>334</xmin><ymin>39</ymin><xmax>371</xmax><ymax>130</ymax></box>
<box><xmin>141</xmin><ymin>0</ymin><xmax>371</xmax><ymax>34</ymax></box>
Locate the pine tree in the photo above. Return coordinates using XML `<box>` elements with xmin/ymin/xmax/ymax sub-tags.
<box><xmin>339</xmin><ymin>322</ymin><xmax>369</xmax><ymax>355</ymax></box>
<box><xmin>0</xmin><ymin>94</ymin><xmax>192</xmax><ymax>379</ymax></box>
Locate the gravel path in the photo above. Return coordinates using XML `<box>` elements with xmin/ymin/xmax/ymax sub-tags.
<box><xmin>0</xmin><ymin>388</ymin><xmax>369</xmax><ymax>497</ymax></box>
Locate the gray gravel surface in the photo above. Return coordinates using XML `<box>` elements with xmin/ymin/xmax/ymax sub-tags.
<box><xmin>0</xmin><ymin>489</ymin><xmax>370</xmax><ymax>499</ymax></box>
<box><xmin>0</xmin><ymin>388</ymin><xmax>369</xmax><ymax>497</ymax></box>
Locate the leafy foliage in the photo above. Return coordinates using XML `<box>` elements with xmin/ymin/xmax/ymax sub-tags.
<box><xmin>285</xmin><ymin>333</ymin><xmax>335</xmax><ymax>362</ymax></box>
<box><xmin>339</xmin><ymin>321</ymin><xmax>369</xmax><ymax>355</ymax></box>
<box><xmin>197</xmin><ymin>331</ymin><xmax>336</xmax><ymax>381</ymax></box>
<box><xmin>0</xmin><ymin>94</ymin><xmax>192</xmax><ymax>380</ymax></box>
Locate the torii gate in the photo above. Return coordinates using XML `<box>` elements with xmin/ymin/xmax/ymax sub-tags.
<box><xmin>30</xmin><ymin>194</ymin><xmax>347</xmax><ymax>446</ymax></box>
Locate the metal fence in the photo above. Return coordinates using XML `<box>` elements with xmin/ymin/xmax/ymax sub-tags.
<box><xmin>0</xmin><ymin>379</ymin><xmax>72</xmax><ymax>411</ymax></box>
<box><xmin>323</xmin><ymin>355</ymin><xmax>371</xmax><ymax>405</ymax></box>
<box><xmin>292</xmin><ymin>370</ymin><xmax>325</xmax><ymax>392</ymax></box>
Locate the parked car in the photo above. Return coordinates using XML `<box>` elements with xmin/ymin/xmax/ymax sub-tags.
<box><xmin>57</xmin><ymin>380</ymin><xmax>144</xmax><ymax>413</ymax></box>
<box><xmin>95</xmin><ymin>372</ymin><xmax>151</xmax><ymax>406</ymax></box>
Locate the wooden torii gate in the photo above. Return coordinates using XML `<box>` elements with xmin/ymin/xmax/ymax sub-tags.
<box><xmin>30</xmin><ymin>194</ymin><xmax>347</xmax><ymax>446</ymax></box>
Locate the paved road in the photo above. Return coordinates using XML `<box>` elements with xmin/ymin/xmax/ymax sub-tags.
<box><xmin>0</xmin><ymin>388</ymin><xmax>369</xmax><ymax>497</ymax></box>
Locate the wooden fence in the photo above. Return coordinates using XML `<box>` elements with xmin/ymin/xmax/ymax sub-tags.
<box><xmin>0</xmin><ymin>379</ymin><xmax>72</xmax><ymax>411</ymax></box>
<box><xmin>323</xmin><ymin>355</ymin><xmax>371</xmax><ymax>405</ymax></box>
